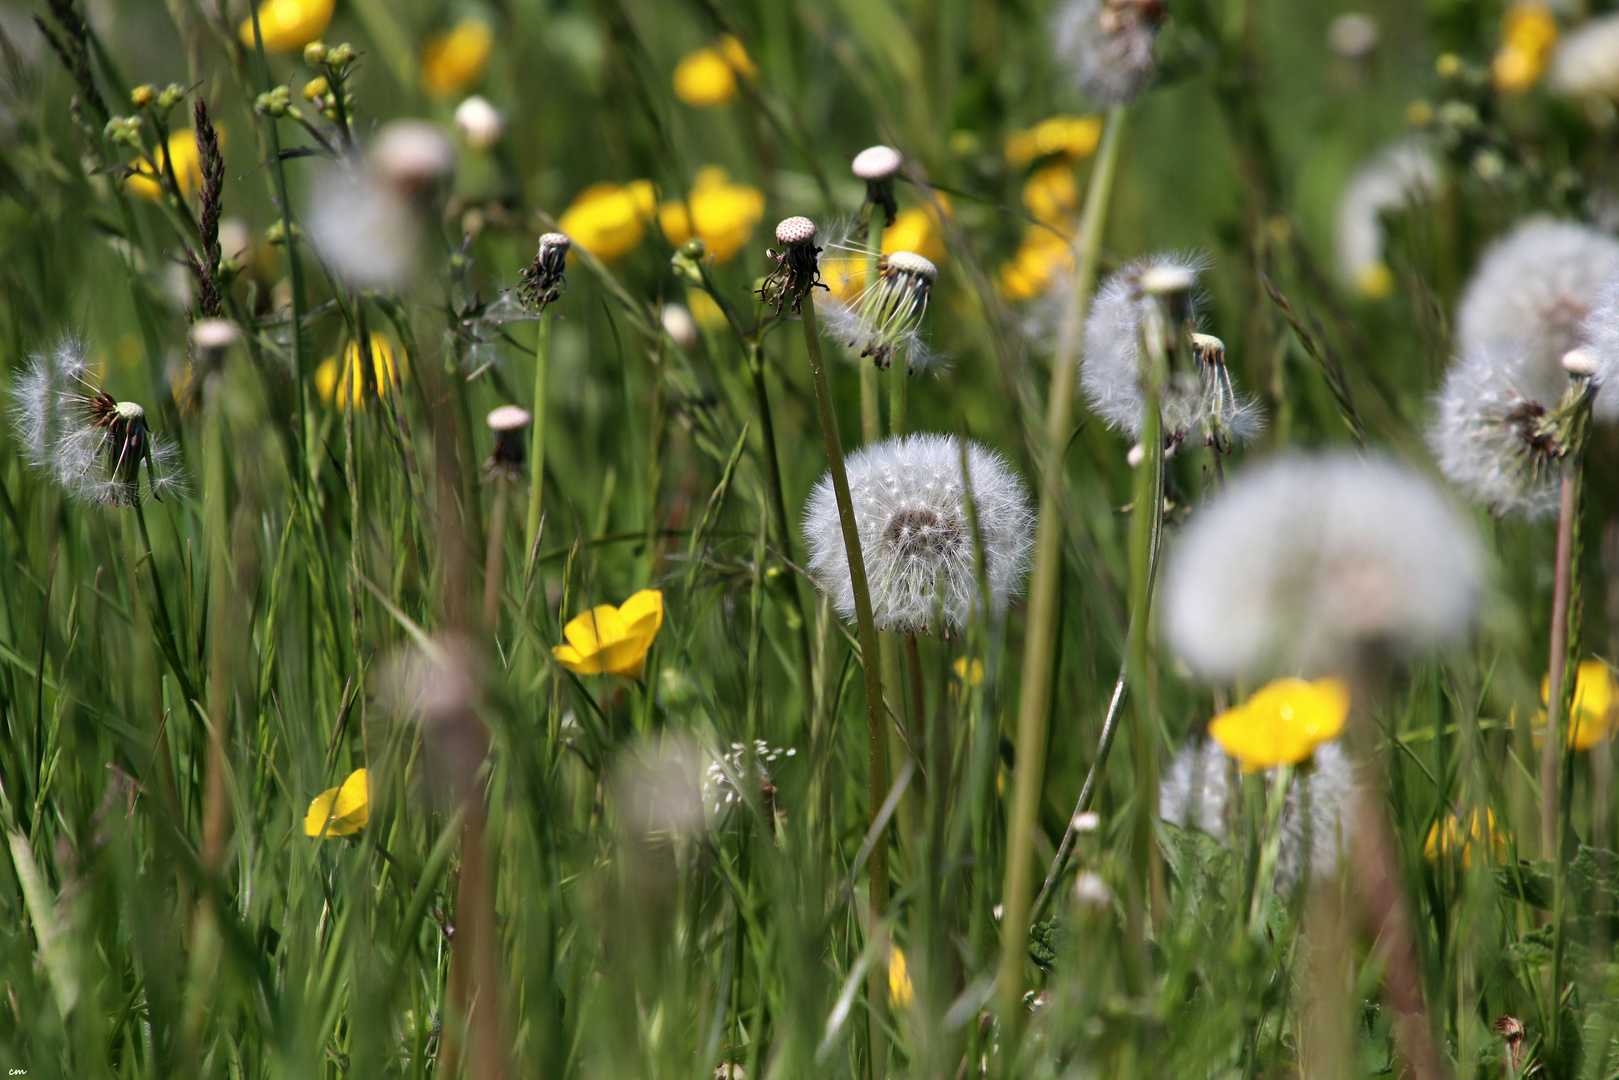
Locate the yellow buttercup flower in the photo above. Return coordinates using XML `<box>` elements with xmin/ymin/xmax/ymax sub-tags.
<box><xmin>673</xmin><ymin>35</ymin><xmax>755</xmax><ymax>106</ymax></box>
<box><xmin>888</xmin><ymin>945</ymin><xmax>914</xmax><ymax>1009</ymax></box>
<box><xmin>1022</xmin><ymin>162</ymin><xmax>1079</xmax><ymax>226</ymax></box>
<box><xmin>558</xmin><ymin>180</ymin><xmax>657</xmax><ymax>263</ymax></box>
<box><xmin>553</xmin><ymin>589</ymin><xmax>665</xmax><ymax>678</ymax></box>
<box><xmin>882</xmin><ymin>198</ymin><xmax>951</xmax><ymax>265</ymax></box>
<box><xmin>304</xmin><ymin>768</ymin><xmax>370</xmax><ymax>837</ymax></box>
<box><xmin>1423</xmin><ymin>808</ymin><xmax>1506</xmax><ymax>869</ymax></box>
<box><xmin>1539</xmin><ymin>659</ymin><xmax>1616</xmax><ymax>750</ymax></box>
<box><xmin>421</xmin><ymin>18</ymin><xmax>493</xmax><ymax>98</ymax></box>
<box><xmin>314</xmin><ymin>337</ymin><xmax>405</xmax><ymax>409</ymax></box>
<box><xmin>238</xmin><ymin>0</ymin><xmax>334</xmax><ymax>52</ymax></box>
<box><xmin>1208</xmin><ymin>677</ymin><xmax>1350</xmax><ymax>772</ymax></box>
<box><xmin>1005</xmin><ymin>114</ymin><xmax>1104</xmax><ymax>168</ymax></box>
<box><xmin>127</xmin><ymin>128</ymin><xmax>218</xmax><ymax>201</ymax></box>
<box><xmin>999</xmin><ymin>225</ymin><xmax>1073</xmax><ymax>301</ymax></box>
<box><xmin>658</xmin><ymin>166</ymin><xmax>765</xmax><ymax>264</ymax></box>
<box><xmin>1491</xmin><ymin>2</ymin><xmax>1558</xmax><ymax>93</ymax></box>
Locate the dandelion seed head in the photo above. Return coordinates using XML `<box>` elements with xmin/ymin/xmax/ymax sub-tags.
<box><xmin>1052</xmin><ymin>0</ymin><xmax>1165</xmax><ymax>107</ymax></box>
<box><xmin>1574</xmin><ymin>272</ymin><xmax>1619</xmax><ymax>418</ymax></box>
<box><xmin>1162</xmin><ymin>453</ymin><xmax>1483</xmax><ymax>678</ymax></box>
<box><xmin>803</xmin><ymin>434</ymin><xmax>1033</xmax><ymax>634</ymax></box>
<box><xmin>1334</xmin><ymin>138</ymin><xmax>1437</xmax><ymax>294</ymax></box>
<box><xmin>852</xmin><ymin>145</ymin><xmax>902</xmax><ymax>181</ymax></box>
<box><xmin>775</xmin><ymin>216</ymin><xmax>816</xmax><ymax>246</ymax></box>
<box><xmin>661</xmin><ymin>303</ymin><xmax>699</xmax><ymax>349</ymax></box>
<box><xmin>1550</xmin><ymin>13</ymin><xmax>1619</xmax><ymax>99</ymax></box>
<box><xmin>822</xmin><ymin>250</ymin><xmax>940</xmax><ymax>372</ymax></box>
<box><xmin>1081</xmin><ymin>253</ymin><xmax>1264</xmax><ymax>447</ymax></box>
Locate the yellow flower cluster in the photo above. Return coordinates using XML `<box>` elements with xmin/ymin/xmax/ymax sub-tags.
<box><xmin>999</xmin><ymin>116</ymin><xmax>1102</xmax><ymax>300</ymax></box>
<box><xmin>314</xmin><ymin>337</ymin><xmax>405</xmax><ymax>409</ymax></box>
<box><xmin>305</xmin><ymin>768</ymin><xmax>369</xmax><ymax>837</ymax></box>
<box><xmin>1423</xmin><ymin>808</ymin><xmax>1506</xmax><ymax>869</ymax></box>
<box><xmin>1539</xmin><ymin>659</ymin><xmax>1616</xmax><ymax>750</ymax></box>
<box><xmin>658</xmin><ymin>166</ymin><xmax>766</xmax><ymax>264</ymax></box>
<box><xmin>422</xmin><ymin>18</ymin><xmax>494</xmax><ymax>98</ymax></box>
<box><xmin>1208</xmin><ymin>677</ymin><xmax>1350</xmax><ymax>772</ymax></box>
<box><xmin>1492</xmin><ymin>2</ymin><xmax>1558</xmax><ymax>93</ymax></box>
<box><xmin>238</xmin><ymin>0</ymin><xmax>333</xmax><ymax>52</ymax></box>
<box><xmin>558</xmin><ymin>180</ymin><xmax>658</xmax><ymax>263</ymax></box>
<box><xmin>553</xmin><ymin>589</ymin><xmax>664</xmax><ymax>678</ymax></box>
<box><xmin>673</xmin><ymin>35</ymin><xmax>756</xmax><ymax>107</ymax></box>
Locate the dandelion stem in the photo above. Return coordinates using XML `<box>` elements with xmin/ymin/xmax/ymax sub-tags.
<box><xmin>799</xmin><ymin>292</ymin><xmax>890</xmax><ymax>1079</ymax></box>
<box><xmin>483</xmin><ymin>478</ymin><xmax>510</xmax><ymax>632</ymax></box>
<box><xmin>1541</xmin><ymin>462</ymin><xmax>1578</xmax><ymax>858</ymax></box>
<box><xmin>524</xmin><ymin>314</ymin><xmax>552</xmax><ymax>580</ymax></box>
<box><xmin>888</xmin><ymin>352</ymin><xmax>907</xmax><ymax>438</ymax></box>
<box><xmin>996</xmin><ymin>103</ymin><xmax>1126</xmax><ymax>1029</ymax></box>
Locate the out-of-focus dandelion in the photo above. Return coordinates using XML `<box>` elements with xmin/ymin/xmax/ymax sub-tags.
<box><xmin>1161</xmin><ymin>739</ymin><xmax>1355</xmax><ymax>887</ymax></box>
<box><xmin>1052</xmin><ymin>0</ymin><xmax>1165</xmax><ymax>107</ymax></box>
<box><xmin>304</xmin><ymin>768</ymin><xmax>369</xmax><ymax>837</ymax></box>
<box><xmin>1334</xmin><ymin>138</ymin><xmax>1436</xmax><ymax>297</ymax></box>
<box><xmin>1162</xmin><ymin>453</ymin><xmax>1483</xmax><ymax>679</ymax></box>
<box><xmin>1538</xmin><ymin>658</ymin><xmax>1616</xmax><ymax>749</ymax></box>
<box><xmin>1004</xmin><ymin>115</ymin><xmax>1103</xmax><ymax>168</ymax></box>
<box><xmin>484</xmin><ymin>405</ymin><xmax>531</xmax><ymax>482</ymax></box>
<box><xmin>703</xmin><ymin>740</ymin><xmax>795</xmax><ymax>819</ymax></box>
<box><xmin>1432</xmin><ymin>219</ymin><xmax>1619</xmax><ymax>515</ymax></box>
<box><xmin>314</xmin><ymin>337</ymin><xmax>404</xmax><ymax>409</ymax></box>
<box><xmin>1550</xmin><ymin>13</ymin><xmax>1619</xmax><ymax>98</ymax></box>
<box><xmin>1492</xmin><ymin>2</ymin><xmax>1559</xmax><ymax>93</ymax></box>
<box><xmin>370</xmin><ymin>120</ymin><xmax>456</xmax><ymax>196</ymax></box>
<box><xmin>852</xmin><ymin>144</ymin><xmax>902</xmax><ymax>227</ymax></box>
<box><xmin>421</xmin><ymin>18</ymin><xmax>493</xmax><ymax>98</ymax></box>
<box><xmin>553</xmin><ymin>589</ymin><xmax>665</xmax><ymax>678</ymax></box>
<box><xmin>237</xmin><ymin>0</ymin><xmax>333</xmax><ymax>52</ymax></box>
<box><xmin>453</xmin><ymin>95</ymin><xmax>504</xmax><ymax>150</ymax></box>
<box><xmin>557</xmin><ymin>180</ymin><xmax>657</xmax><ymax>262</ymax></box>
<box><xmin>661</xmin><ymin>303</ymin><xmax>699</xmax><ymax>349</ymax></box>
<box><xmin>803</xmin><ymin>434</ymin><xmax>1033</xmax><ymax>634</ymax></box>
<box><xmin>887</xmin><ymin>946</ymin><xmax>915</xmax><ymax>1009</ymax></box>
<box><xmin>657</xmin><ymin>167</ymin><xmax>766</xmax><ymax>264</ymax></box>
<box><xmin>376</xmin><ymin>635</ymin><xmax>487</xmax><ymax>799</ymax></box>
<box><xmin>672</xmin><ymin>35</ymin><xmax>755</xmax><ymax>106</ymax></box>
<box><xmin>1082</xmin><ymin>254</ymin><xmax>1263</xmax><ymax>449</ymax></box>
<box><xmin>518</xmin><ymin>232</ymin><xmax>571</xmax><ymax>311</ymax></box>
<box><xmin>11</xmin><ymin>336</ymin><xmax>184</xmax><ymax>506</ymax></box>
<box><xmin>1327</xmin><ymin>13</ymin><xmax>1380</xmax><ymax>60</ymax></box>
<box><xmin>820</xmin><ymin>251</ymin><xmax>939</xmax><ymax>372</ymax></box>
<box><xmin>1423</xmin><ymin>808</ymin><xmax>1507</xmax><ymax>867</ymax></box>
<box><xmin>126</xmin><ymin>127</ymin><xmax>216</xmax><ymax>200</ymax></box>
<box><xmin>1208</xmin><ymin>677</ymin><xmax>1351</xmax><ymax>772</ymax></box>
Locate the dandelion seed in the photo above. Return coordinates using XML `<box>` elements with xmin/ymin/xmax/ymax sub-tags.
<box><xmin>702</xmin><ymin>739</ymin><xmax>791</xmax><ymax>820</ymax></box>
<box><xmin>1550</xmin><ymin>13</ymin><xmax>1619</xmax><ymax>98</ymax></box>
<box><xmin>1052</xmin><ymin>0</ymin><xmax>1165</xmax><ymax>107</ymax></box>
<box><xmin>819</xmin><ymin>250</ymin><xmax>939</xmax><ymax>372</ymax></box>
<box><xmin>1081</xmin><ymin>254</ymin><xmax>1263</xmax><ymax>449</ymax></box>
<box><xmin>1334</xmin><ymin>138</ymin><xmax>1437</xmax><ymax>297</ymax></box>
<box><xmin>1161</xmin><ymin>453</ymin><xmax>1483</xmax><ymax>679</ymax></box>
<box><xmin>803</xmin><ymin>434</ymin><xmax>1033</xmax><ymax>634</ymax></box>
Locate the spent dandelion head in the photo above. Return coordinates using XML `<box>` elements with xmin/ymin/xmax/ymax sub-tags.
<box><xmin>453</xmin><ymin>95</ymin><xmax>504</xmax><ymax>150</ymax></box>
<box><xmin>519</xmin><ymin>232</ymin><xmax>571</xmax><ymax>311</ymax></box>
<box><xmin>758</xmin><ymin>216</ymin><xmax>826</xmax><ymax>315</ymax></box>
<box><xmin>820</xmin><ymin>250</ymin><xmax>939</xmax><ymax>373</ymax></box>
<box><xmin>1550</xmin><ymin>13</ymin><xmax>1619</xmax><ymax>98</ymax></box>
<box><xmin>803</xmin><ymin>434</ymin><xmax>1033</xmax><ymax>634</ymax></box>
<box><xmin>1052</xmin><ymin>0</ymin><xmax>1165</xmax><ymax>107</ymax></box>
<box><xmin>1082</xmin><ymin>254</ymin><xmax>1264</xmax><ymax>450</ymax></box>
<box><xmin>1162</xmin><ymin>453</ymin><xmax>1483</xmax><ymax>680</ymax></box>
<box><xmin>852</xmin><ymin>144</ymin><xmax>903</xmax><ymax>229</ymax></box>
<box><xmin>484</xmin><ymin>405</ymin><xmax>532</xmax><ymax>482</ymax></box>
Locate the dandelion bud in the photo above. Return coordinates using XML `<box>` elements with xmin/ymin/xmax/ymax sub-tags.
<box><xmin>303</xmin><ymin>40</ymin><xmax>328</xmax><ymax>65</ymax></box>
<box><xmin>131</xmin><ymin>84</ymin><xmax>157</xmax><ymax>108</ymax></box>
<box><xmin>452</xmin><ymin>94</ymin><xmax>503</xmax><ymax>150</ymax></box>
<box><xmin>661</xmin><ymin>303</ymin><xmax>699</xmax><ymax>349</ymax></box>
<box><xmin>804</xmin><ymin>434</ymin><xmax>1033</xmax><ymax>634</ymax></box>
<box><xmin>518</xmin><ymin>231</ymin><xmax>571</xmax><ymax>311</ymax></box>
<box><xmin>371</xmin><ymin>119</ymin><xmax>456</xmax><ymax>197</ymax></box>
<box><xmin>852</xmin><ymin>144</ymin><xmax>903</xmax><ymax>227</ymax></box>
<box><xmin>759</xmin><ymin>216</ymin><xmax>826</xmax><ymax>315</ymax></box>
<box><xmin>824</xmin><ymin>250</ymin><xmax>939</xmax><ymax>372</ymax></box>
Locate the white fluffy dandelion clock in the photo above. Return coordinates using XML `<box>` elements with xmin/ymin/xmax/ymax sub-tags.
<box><xmin>10</xmin><ymin>336</ymin><xmax>184</xmax><ymax>506</ymax></box>
<box><xmin>1052</xmin><ymin>0</ymin><xmax>1166</xmax><ymax>107</ymax></box>
<box><xmin>1432</xmin><ymin>218</ymin><xmax>1619</xmax><ymax>515</ymax></box>
<box><xmin>1161</xmin><ymin>454</ymin><xmax>1483</xmax><ymax>679</ymax></box>
<box><xmin>1081</xmin><ymin>254</ymin><xmax>1263</xmax><ymax>450</ymax></box>
<box><xmin>803</xmin><ymin>434</ymin><xmax>1033</xmax><ymax>634</ymax></box>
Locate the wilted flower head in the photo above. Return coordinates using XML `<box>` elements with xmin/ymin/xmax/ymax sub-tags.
<box><xmin>1082</xmin><ymin>254</ymin><xmax>1263</xmax><ymax>449</ymax></box>
<box><xmin>518</xmin><ymin>232</ymin><xmax>571</xmax><ymax>311</ymax></box>
<box><xmin>820</xmin><ymin>251</ymin><xmax>939</xmax><ymax>372</ymax></box>
<box><xmin>484</xmin><ymin>405</ymin><xmax>532</xmax><ymax>481</ymax></box>
<box><xmin>12</xmin><ymin>336</ymin><xmax>184</xmax><ymax>506</ymax></box>
<box><xmin>1052</xmin><ymin>0</ymin><xmax>1165</xmax><ymax>107</ymax></box>
<box><xmin>1162</xmin><ymin>454</ymin><xmax>1483</xmax><ymax>679</ymax></box>
<box><xmin>1550</xmin><ymin>13</ymin><xmax>1619</xmax><ymax>98</ymax></box>
<box><xmin>758</xmin><ymin>216</ymin><xmax>827</xmax><ymax>315</ymax></box>
<box><xmin>1334</xmin><ymin>138</ymin><xmax>1437</xmax><ymax>297</ymax></box>
<box><xmin>853</xmin><ymin>144</ymin><xmax>903</xmax><ymax>227</ymax></box>
<box><xmin>1161</xmin><ymin>739</ymin><xmax>1354</xmax><ymax>889</ymax></box>
<box><xmin>804</xmin><ymin>434</ymin><xmax>1033</xmax><ymax>634</ymax></box>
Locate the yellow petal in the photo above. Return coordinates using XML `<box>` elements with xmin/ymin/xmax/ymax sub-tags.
<box><xmin>673</xmin><ymin>47</ymin><xmax>737</xmax><ymax>106</ymax></box>
<box><xmin>1209</xmin><ymin>677</ymin><xmax>1349</xmax><ymax>772</ymax></box>
<box><xmin>421</xmin><ymin>19</ymin><xmax>493</xmax><ymax>98</ymax></box>
<box><xmin>552</xmin><ymin>642</ymin><xmax>605</xmax><ymax>675</ymax></box>
<box><xmin>563</xmin><ymin>604</ymin><xmax>627</xmax><ymax>656</ymax></box>
<box><xmin>618</xmin><ymin>589</ymin><xmax>665</xmax><ymax>642</ymax></box>
<box><xmin>304</xmin><ymin>767</ymin><xmax>369</xmax><ymax>837</ymax></box>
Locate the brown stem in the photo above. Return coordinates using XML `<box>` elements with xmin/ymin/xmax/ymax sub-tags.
<box><xmin>482</xmin><ymin>479</ymin><xmax>510</xmax><ymax>633</ymax></box>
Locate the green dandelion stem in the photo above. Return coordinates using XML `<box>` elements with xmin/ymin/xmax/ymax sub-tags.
<box><xmin>524</xmin><ymin>313</ymin><xmax>552</xmax><ymax>579</ymax></box>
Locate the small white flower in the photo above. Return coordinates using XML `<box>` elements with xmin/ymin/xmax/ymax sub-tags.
<box><xmin>1550</xmin><ymin>14</ymin><xmax>1619</xmax><ymax>99</ymax></box>
<box><xmin>1161</xmin><ymin>453</ymin><xmax>1483</xmax><ymax>679</ymax></box>
<box><xmin>803</xmin><ymin>434</ymin><xmax>1034</xmax><ymax>634</ymax></box>
<box><xmin>1334</xmin><ymin>138</ymin><xmax>1436</xmax><ymax>294</ymax></box>
<box><xmin>1052</xmin><ymin>0</ymin><xmax>1165</xmax><ymax>106</ymax></box>
<box><xmin>1081</xmin><ymin>254</ymin><xmax>1263</xmax><ymax>448</ymax></box>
